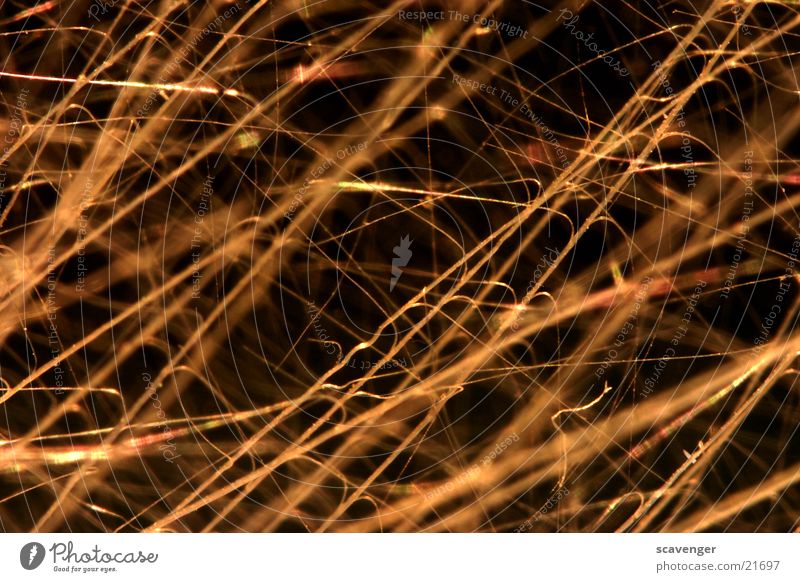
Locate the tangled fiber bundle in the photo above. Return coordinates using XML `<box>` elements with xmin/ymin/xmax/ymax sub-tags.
<box><xmin>1</xmin><ymin>0</ymin><xmax>799</xmax><ymax>532</ymax></box>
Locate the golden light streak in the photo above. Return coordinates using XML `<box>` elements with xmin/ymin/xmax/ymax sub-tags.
<box><xmin>0</xmin><ymin>71</ymin><xmax>239</xmax><ymax>98</ymax></box>
<box><xmin>332</xmin><ymin>180</ymin><xmax>531</xmax><ymax>207</ymax></box>
<box><xmin>0</xmin><ymin>1</ymin><xmax>57</xmax><ymax>26</ymax></box>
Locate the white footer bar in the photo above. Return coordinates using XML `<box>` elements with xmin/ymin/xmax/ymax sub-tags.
<box><xmin>2</xmin><ymin>534</ymin><xmax>798</xmax><ymax>581</ymax></box>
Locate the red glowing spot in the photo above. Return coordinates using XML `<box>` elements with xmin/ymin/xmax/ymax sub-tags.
<box><xmin>782</xmin><ymin>173</ymin><xmax>800</xmax><ymax>186</ymax></box>
<box><xmin>527</xmin><ymin>142</ymin><xmax>546</xmax><ymax>163</ymax></box>
<box><xmin>291</xmin><ymin>62</ymin><xmax>363</xmax><ymax>84</ymax></box>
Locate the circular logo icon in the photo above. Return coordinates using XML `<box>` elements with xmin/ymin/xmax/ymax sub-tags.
<box><xmin>20</xmin><ymin>542</ymin><xmax>46</xmax><ymax>570</ymax></box>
